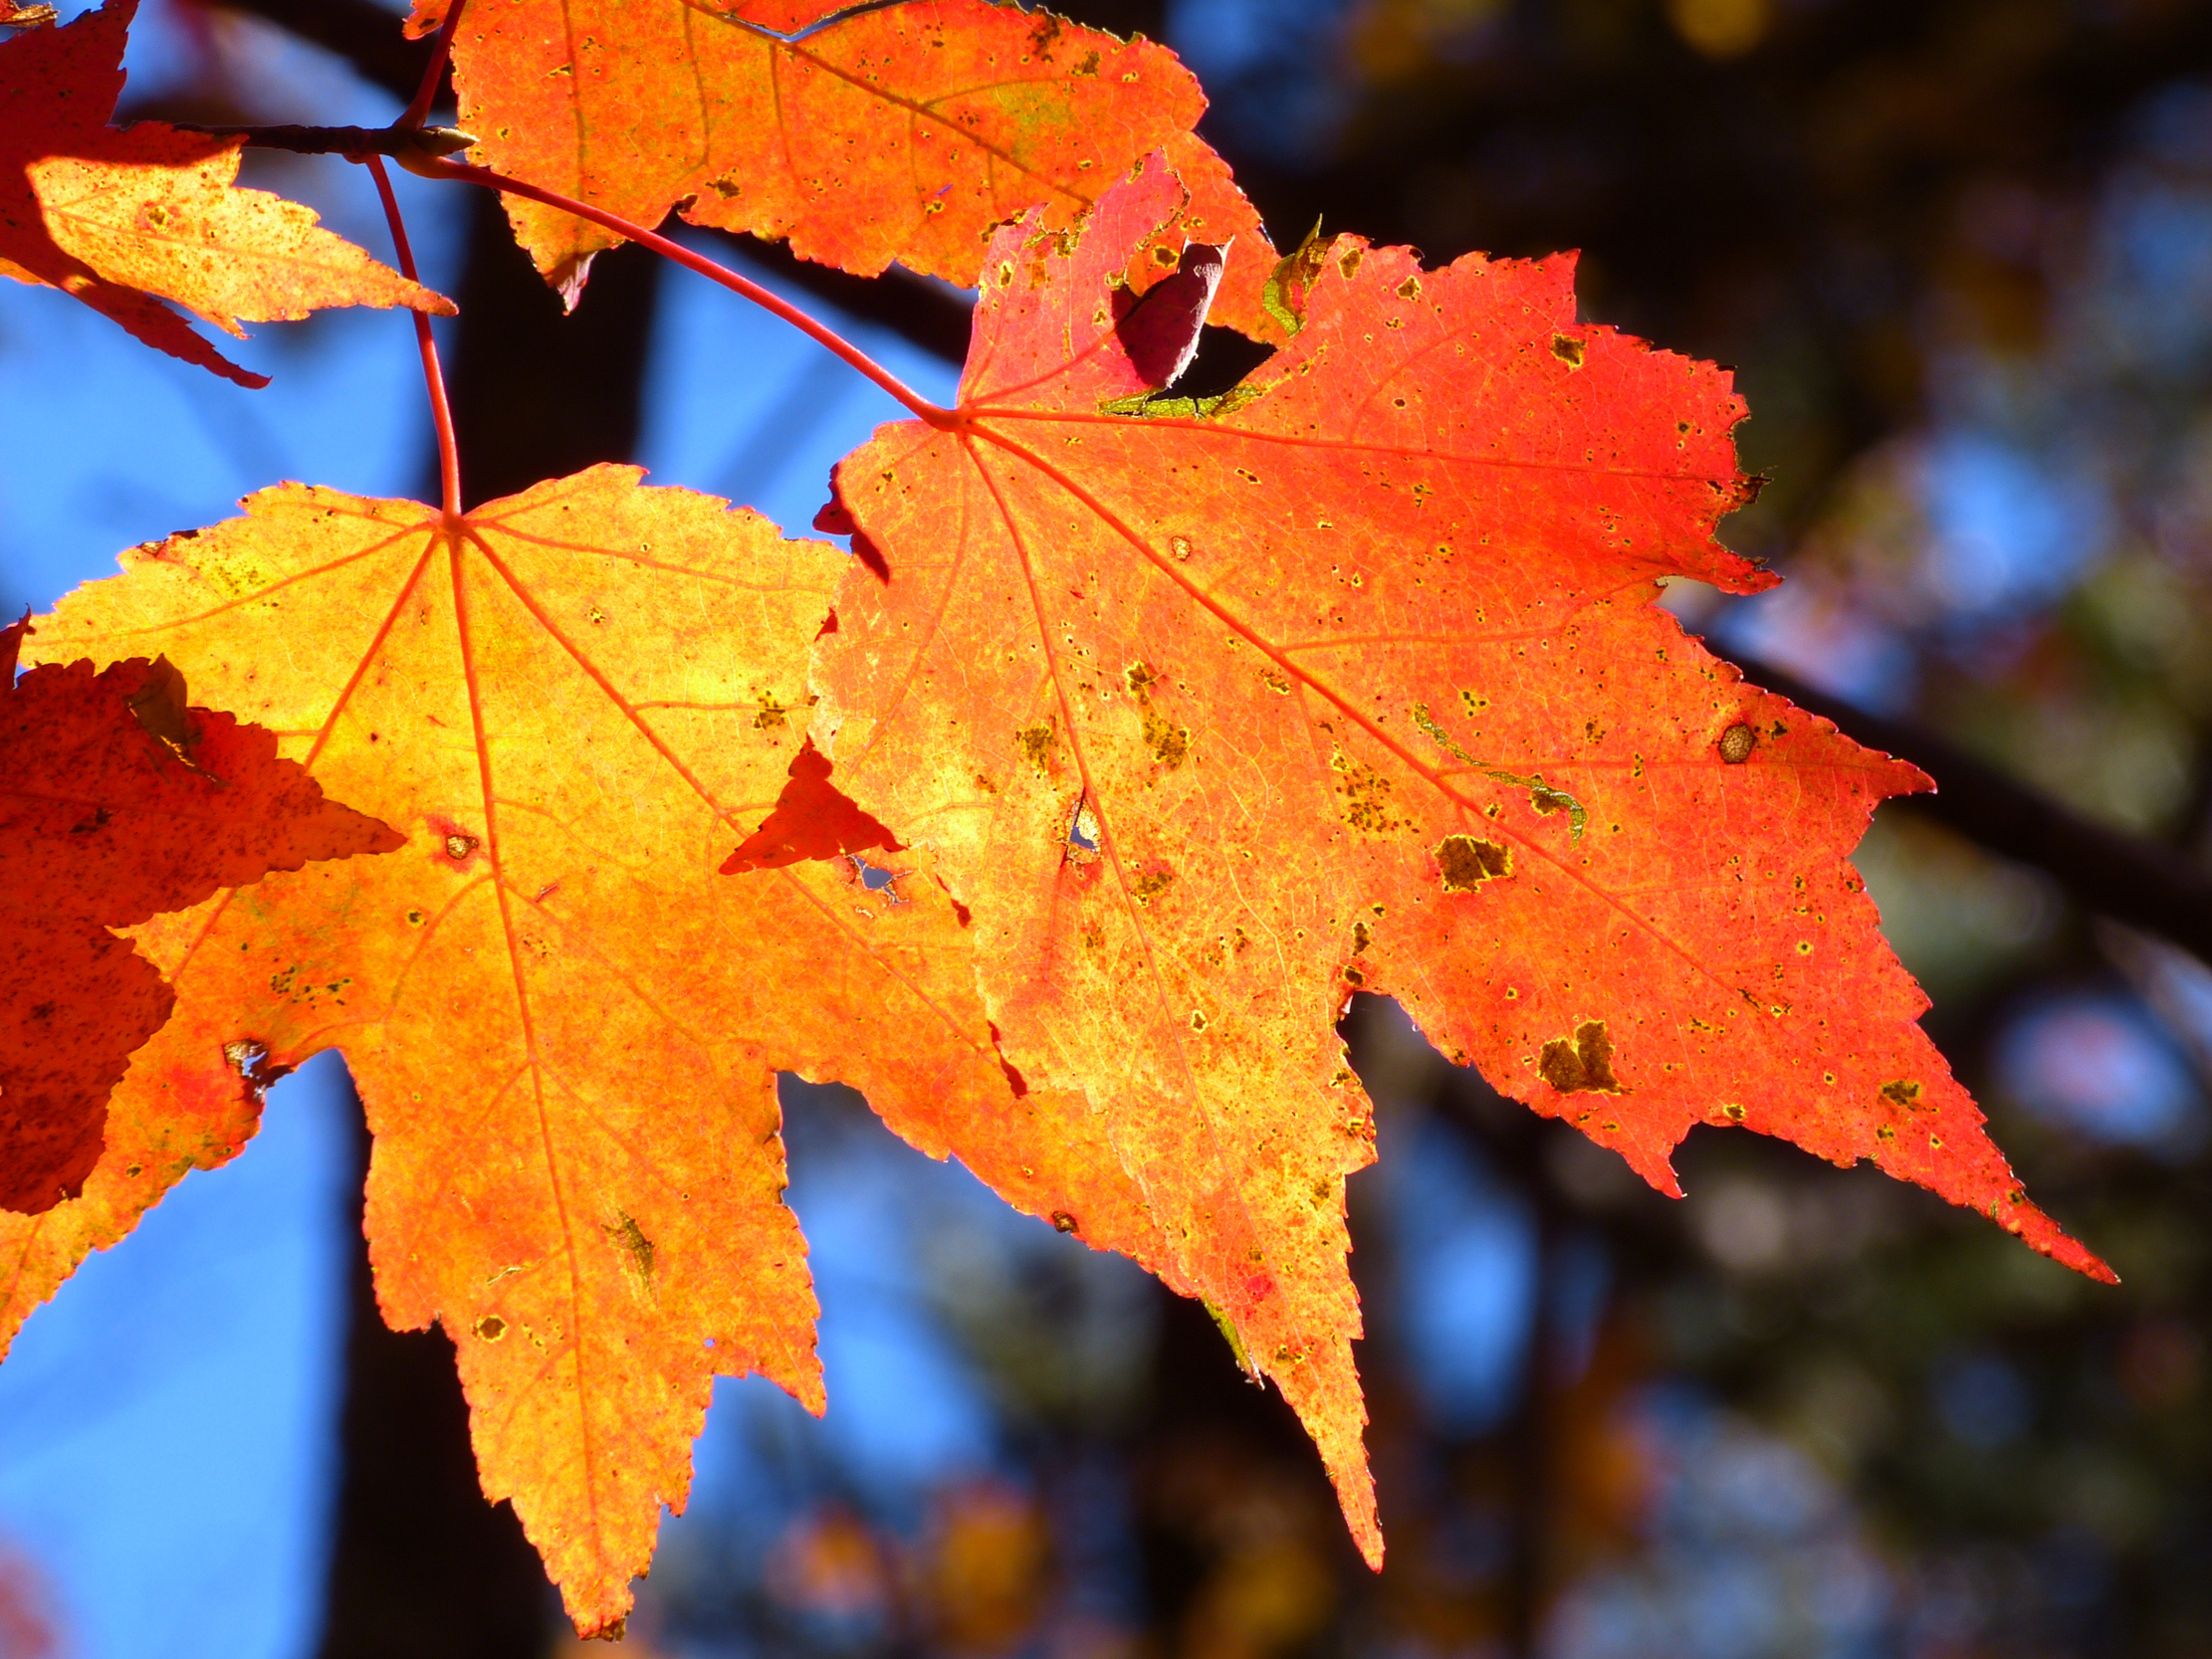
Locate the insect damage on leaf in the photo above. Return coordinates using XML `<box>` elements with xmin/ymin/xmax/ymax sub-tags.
<box><xmin>805</xmin><ymin>151</ymin><xmax>2114</xmax><ymax>1576</ymax></box>
<box><xmin>0</xmin><ymin>0</ymin><xmax>452</xmax><ymax>386</ymax></box>
<box><xmin>1539</xmin><ymin>1019</ymin><xmax>1622</xmax><ymax>1095</ymax></box>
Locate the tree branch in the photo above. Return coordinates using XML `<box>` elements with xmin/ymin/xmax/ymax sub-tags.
<box><xmin>1732</xmin><ymin>657</ymin><xmax>2212</xmax><ymax>966</ymax></box>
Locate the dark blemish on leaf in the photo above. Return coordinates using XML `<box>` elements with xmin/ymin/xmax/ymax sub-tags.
<box><xmin>1352</xmin><ymin>921</ymin><xmax>1370</xmax><ymax>954</ymax></box>
<box><xmin>949</xmin><ymin>896</ymin><xmax>973</xmax><ymax>927</ymax></box>
<box><xmin>1539</xmin><ymin>1019</ymin><xmax>1622</xmax><ymax>1094</ymax></box>
<box><xmin>1551</xmin><ymin>334</ymin><xmax>1586</xmax><ymax>367</ymax></box>
<box><xmin>1142</xmin><ymin>709</ymin><xmax>1190</xmax><ymax>768</ymax></box>
<box><xmin>1081</xmin><ymin>923</ymin><xmax>1105</xmax><ymax>950</ymax></box>
<box><xmin>753</xmin><ymin>696</ymin><xmax>790</xmax><ymax>730</ymax></box>
<box><xmin>1052</xmin><ymin>1210</ymin><xmax>1079</xmax><ymax>1233</ymax></box>
<box><xmin>1396</xmin><ymin>275</ymin><xmax>1422</xmax><ymax>301</ymax></box>
<box><xmin>1342</xmin><ymin>965</ymin><xmax>1365</xmax><ymax>986</ymax></box>
<box><xmin>1171</xmin><ymin>535</ymin><xmax>1193</xmax><ymax>559</ymax></box>
<box><xmin>1722</xmin><ymin>1102</ymin><xmax>1747</xmax><ymax>1122</ymax></box>
<box><xmin>605</xmin><ymin>1210</ymin><xmax>655</xmax><ymax>1285</ymax></box>
<box><xmin>1437</xmin><ymin>834</ymin><xmax>1510</xmax><ymax>891</ymax></box>
<box><xmin>1336</xmin><ymin>244</ymin><xmax>1364</xmax><ymax>282</ymax></box>
<box><xmin>989</xmin><ymin>1019</ymin><xmax>1031</xmax><ymax>1099</ymax></box>
<box><xmin>1530</xmin><ymin>782</ymin><xmax>1577</xmax><ymax>821</ymax></box>
<box><xmin>1133</xmin><ymin>866</ymin><xmax>1176</xmax><ymax>905</ymax></box>
<box><xmin>474</xmin><ymin>1315</ymin><xmax>507</xmax><ymax>1341</ymax></box>
<box><xmin>406</xmin><ymin>909</ymin><xmax>425</xmax><ymax>926</ymax></box>
<box><xmin>1718</xmin><ymin>723</ymin><xmax>1758</xmax><ymax>763</ymax></box>
<box><xmin>1880</xmin><ymin>1079</ymin><xmax>1924</xmax><ymax>1109</ymax></box>
<box><xmin>444</xmin><ymin>833</ymin><xmax>480</xmax><ymax>862</ymax></box>
<box><xmin>1125</xmin><ymin>661</ymin><xmax>1157</xmax><ymax>694</ymax></box>
<box><xmin>1018</xmin><ymin>718</ymin><xmax>1057</xmax><ymax>772</ymax></box>
<box><xmin>1339</xmin><ymin>759</ymin><xmax>1405</xmax><ymax>834</ymax></box>
<box><xmin>1191</xmin><ymin>1007</ymin><xmax>1211</xmax><ymax>1030</ymax></box>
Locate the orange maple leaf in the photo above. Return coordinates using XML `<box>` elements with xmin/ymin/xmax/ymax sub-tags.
<box><xmin>803</xmin><ymin>158</ymin><xmax>2116</xmax><ymax>1565</ymax></box>
<box><xmin>0</xmin><ymin>616</ymin><xmax>397</xmax><ymax>1213</ymax></box>
<box><xmin>0</xmin><ymin>0</ymin><xmax>454</xmax><ymax>387</ymax></box>
<box><xmin>8</xmin><ymin>468</ymin><xmax>1167</xmax><ymax>1636</ymax></box>
<box><xmin>405</xmin><ymin>0</ymin><xmax>1279</xmax><ymax>331</ymax></box>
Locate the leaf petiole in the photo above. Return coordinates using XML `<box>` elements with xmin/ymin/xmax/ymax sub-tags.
<box><xmin>409</xmin><ymin>156</ymin><xmax>958</xmax><ymax>428</ymax></box>
<box><xmin>397</xmin><ymin>0</ymin><xmax>468</xmax><ymax>132</ymax></box>
<box><xmin>363</xmin><ymin>154</ymin><xmax>463</xmax><ymax>519</ymax></box>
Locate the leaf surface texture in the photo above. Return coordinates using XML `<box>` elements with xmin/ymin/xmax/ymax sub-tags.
<box><xmin>9</xmin><ymin>468</ymin><xmax>1164</xmax><ymax>1634</ymax></box>
<box><xmin>805</xmin><ymin>161</ymin><xmax>2115</xmax><ymax>1560</ymax></box>
<box><xmin>419</xmin><ymin>0</ymin><xmax>1279</xmax><ymax>329</ymax></box>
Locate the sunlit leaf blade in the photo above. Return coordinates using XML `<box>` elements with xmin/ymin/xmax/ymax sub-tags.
<box><xmin>806</xmin><ymin>157</ymin><xmax>2115</xmax><ymax>1566</ymax></box>
<box><xmin>419</xmin><ymin>0</ymin><xmax>1280</xmax><ymax>329</ymax></box>
<box><xmin>10</xmin><ymin>468</ymin><xmax>1154</xmax><ymax>1635</ymax></box>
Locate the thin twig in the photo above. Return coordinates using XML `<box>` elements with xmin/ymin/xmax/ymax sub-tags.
<box><xmin>411</xmin><ymin>156</ymin><xmax>956</xmax><ymax>427</ymax></box>
<box><xmin>364</xmin><ymin>155</ymin><xmax>463</xmax><ymax>519</ymax></box>
<box><xmin>1734</xmin><ymin>655</ymin><xmax>2212</xmax><ymax>966</ymax></box>
<box><xmin>179</xmin><ymin>122</ymin><xmax>475</xmax><ymax>162</ymax></box>
<box><xmin>398</xmin><ymin>0</ymin><xmax>466</xmax><ymax>130</ymax></box>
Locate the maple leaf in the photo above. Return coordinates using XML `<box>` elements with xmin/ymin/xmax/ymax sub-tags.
<box><xmin>803</xmin><ymin>158</ymin><xmax>2115</xmax><ymax>1564</ymax></box>
<box><xmin>8</xmin><ymin>467</ymin><xmax>1169</xmax><ymax>1636</ymax></box>
<box><xmin>0</xmin><ymin>0</ymin><xmax>453</xmax><ymax>388</ymax></box>
<box><xmin>405</xmin><ymin>0</ymin><xmax>1280</xmax><ymax>331</ymax></box>
<box><xmin>0</xmin><ymin>615</ymin><xmax>398</xmax><ymax>1214</ymax></box>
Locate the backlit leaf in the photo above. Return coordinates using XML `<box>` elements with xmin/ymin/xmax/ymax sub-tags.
<box><xmin>413</xmin><ymin>0</ymin><xmax>1279</xmax><ymax>328</ymax></box>
<box><xmin>803</xmin><ymin>158</ymin><xmax>2114</xmax><ymax>1563</ymax></box>
<box><xmin>0</xmin><ymin>0</ymin><xmax>453</xmax><ymax>387</ymax></box>
<box><xmin>11</xmin><ymin>468</ymin><xmax>1162</xmax><ymax>1635</ymax></box>
<box><xmin>0</xmin><ymin>617</ymin><xmax>397</xmax><ymax>1212</ymax></box>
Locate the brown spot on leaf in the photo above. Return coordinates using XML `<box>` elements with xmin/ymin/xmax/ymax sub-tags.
<box><xmin>1550</xmin><ymin>333</ymin><xmax>1586</xmax><ymax>368</ymax></box>
<box><xmin>474</xmin><ymin>1315</ymin><xmax>507</xmax><ymax>1342</ymax></box>
<box><xmin>1018</xmin><ymin>718</ymin><xmax>1057</xmax><ymax>772</ymax></box>
<box><xmin>1539</xmin><ymin>1019</ymin><xmax>1621</xmax><ymax>1094</ymax></box>
<box><xmin>1437</xmin><ymin>834</ymin><xmax>1510</xmax><ymax>891</ymax></box>
<box><xmin>1880</xmin><ymin>1079</ymin><xmax>1924</xmax><ymax>1109</ymax></box>
<box><xmin>605</xmin><ymin>1211</ymin><xmax>655</xmax><ymax>1286</ymax></box>
<box><xmin>1718</xmin><ymin>723</ymin><xmax>1758</xmax><ymax>763</ymax></box>
<box><xmin>1142</xmin><ymin>709</ymin><xmax>1189</xmax><ymax>767</ymax></box>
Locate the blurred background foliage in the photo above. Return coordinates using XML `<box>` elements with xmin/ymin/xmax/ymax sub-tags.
<box><xmin>7</xmin><ymin>0</ymin><xmax>2212</xmax><ymax>1655</ymax></box>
